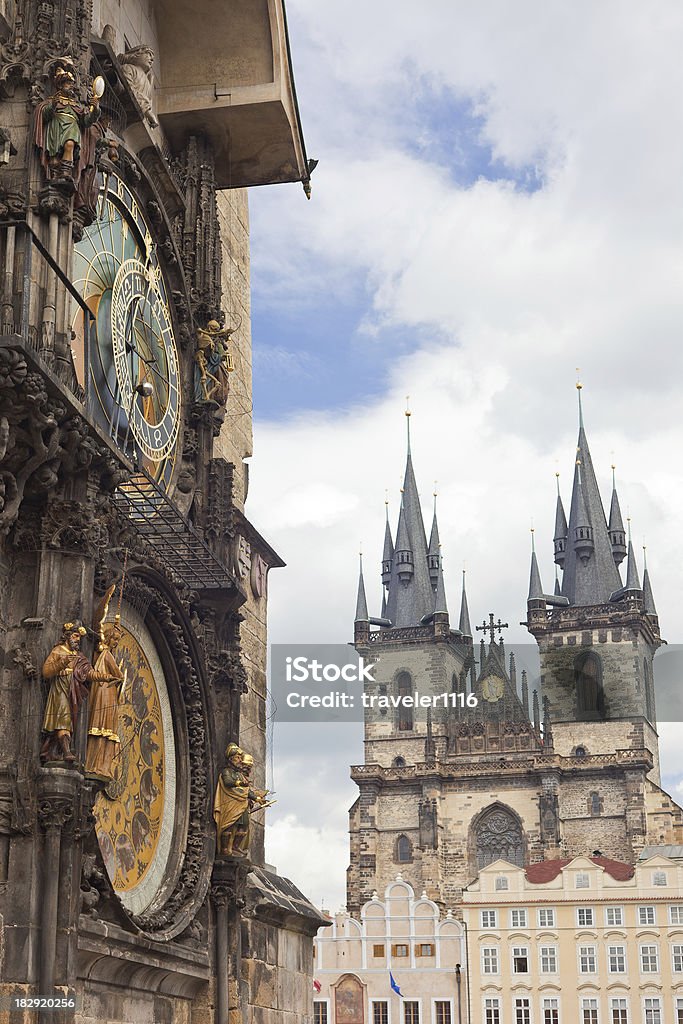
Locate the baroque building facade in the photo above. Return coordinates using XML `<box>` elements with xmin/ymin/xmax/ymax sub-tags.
<box><xmin>347</xmin><ymin>401</ymin><xmax>683</xmax><ymax>916</ymax></box>
<box><xmin>0</xmin><ymin>1</ymin><xmax>324</xmax><ymax>1022</ymax></box>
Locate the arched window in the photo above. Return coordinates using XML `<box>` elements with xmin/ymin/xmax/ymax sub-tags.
<box><xmin>475</xmin><ymin>806</ymin><xmax>525</xmax><ymax>869</ymax></box>
<box><xmin>575</xmin><ymin>652</ymin><xmax>605</xmax><ymax>720</ymax></box>
<box><xmin>575</xmin><ymin>746</ymin><xmax>587</xmax><ymax>758</ymax></box>
<box><xmin>396</xmin><ymin>671</ymin><xmax>413</xmax><ymax>731</ymax></box>
<box><xmin>393</xmin><ymin>756</ymin><xmax>406</xmax><ymax>768</ymax></box>
<box><xmin>395</xmin><ymin>834</ymin><xmax>412</xmax><ymax>863</ymax></box>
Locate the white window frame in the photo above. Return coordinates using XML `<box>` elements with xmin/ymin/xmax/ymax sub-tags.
<box><xmin>538</xmin><ymin>908</ymin><xmax>556</xmax><ymax>928</ymax></box>
<box><xmin>577</xmin><ymin>906</ymin><xmax>595</xmax><ymax>928</ymax></box>
<box><xmin>578</xmin><ymin>944</ymin><xmax>597</xmax><ymax>974</ymax></box>
<box><xmin>539</xmin><ymin>944</ymin><xmax>558</xmax><ymax>973</ymax></box>
<box><xmin>674</xmin><ymin>943</ymin><xmax>683</xmax><ymax>973</ymax></box>
<box><xmin>605</xmin><ymin>906</ymin><xmax>624</xmax><ymax>927</ymax></box>
<box><xmin>371</xmin><ymin>1000</ymin><xmax>390</xmax><ymax>1024</ymax></box>
<box><xmin>481</xmin><ymin>946</ymin><xmax>500</xmax><ymax>975</ymax></box>
<box><xmin>481</xmin><ymin>909</ymin><xmax>498</xmax><ymax>930</ymax></box>
<box><xmin>575</xmin><ymin>873</ymin><xmax>590</xmax><ymax>889</ymax></box>
<box><xmin>542</xmin><ymin>996</ymin><xmax>560</xmax><ymax>1024</ymax></box>
<box><xmin>607</xmin><ymin>944</ymin><xmax>626</xmax><ymax>973</ymax></box>
<box><xmin>580</xmin><ymin>996</ymin><xmax>599</xmax><ymax>1024</ymax></box>
<box><xmin>483</xmin><ymin>996</ymin><xmax>501</xmax><ymax>1024</ymax></box>
<box><xmin>653</xmin><ymin>871</ymin><xmax>668</xmax><ymax>887</ymax></box>
<box><xmin>314</xmin><ymin>999</ymin><xmax>331</xmax><ymax>1024</ymax></box>
<box><xmin>512</xmin><ymin>945</ymin><xmax>530</xmax><ymax>974</ymax></box>
<box><xmin>513</xmin><ymin>996</ymin><xmax>532</xmax><ymax>1024</ymax></box>
<box><xmin>638</xmin><ymin>906</ymin><xmax>656</xmax><ymax>926</ymax></box>
<box><xmin>403</xmin><ymin>999</ymin><xmax>422</xmax><ymax>1024</ymax></box>
<box><xmin>675</xmin><ymin>995</ymin><xmax>683</xmax><ymax>1024</ymax></box>
<box><xmin>639</xmin><ymin>943</ymin><xmax>659</xmax><ymax>973</ymax></box>
<box><xmin>643</xmin><ymin>996</ymin><xmax>662</xmax><ymax>1024</ymax></box>
<box><xmin>671</xmin><ymin>905</ymin><xmax>683</xmax><ymax>925</ymax></box>
<box><xmin>609</xmin><ymin>996</ymin><xmax>629</xmax><ymax>1024</ymax></box>
<box><xmin>495</xmin><ymin>875</ymin><xmax>509</xmax><ymax>891</ymax></box>
<box><xmin>431</xmin><ymin>998</ymin><xmax>453</xmax><ymax>1024</ymax></box>
<box><xmin>510</xmin><ymin>908</ymin><xmax>528</xmax><ymax>929</ymax></box>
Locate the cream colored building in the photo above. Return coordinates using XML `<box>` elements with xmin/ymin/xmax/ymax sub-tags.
<box><xmin>314</xmin><ymin>878</ymin><xmax>466</xmax><ymax>1024</ymax></box>
<box><xmin>463</xmin><ymin>853</ymin><xmax>683</xmax><ymax>1024</ymax></box>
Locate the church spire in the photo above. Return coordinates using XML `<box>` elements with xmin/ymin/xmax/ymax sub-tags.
<box><xmin>642</xmin><ymin>546</ymin><xmax>657</xmax><ymax>616</ymax></box>
<box><xmin>459</xmin><ymin>569</ymin><xmax>472</xmax><ymax>638</ymax></box>
<box><xmin>608</xmin><ymin>465</ymin><xmax>627</xmax><ymax>567</ymax></box>
<box><xmin>428</xmin><ymin>489</ymin><xmax>440</xmax><ymax>588</ymax></box>
<box><xmin>433</xmin><ymin>552</ymin><xmax>448</xmax><ymax>617</ymax></box>
<box><xmin>623</xmin><ymin>520</ymin><xmax>642</xmax><ymax>594</ymax></box>
<box><xmin>354</xmin><ymin>552</ymin><xmax>369</xmax><ymax>623</ymax></box>
<box><xmin>560</xmin><ymin>383</ymin><xmax>621</xmax><ymax>605</ymax></box>
<box><xmin>528</xmin><ymin>529</ymin><xmax>544</xmax><ymax>605</ymax></box>
<box><xmin>381</xmin><ymin>497</ymin><xmax>394</xmax><ymax>588</ymax></box>
<box><xmin>553</xmin><ymin>472</ymin><xmax>568</xmax><ymax>568</ymax></box>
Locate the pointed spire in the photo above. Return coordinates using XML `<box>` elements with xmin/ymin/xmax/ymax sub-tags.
<box><xmin>459</xmin><ymin>569</ymin><xmax>472</xmax><ymax>638</ymax></box>
<box><xmin>528</xmin><ymin>529</ymin><xmax>544</xmax><ymax>604</ymax></box>
<box><xmin>608</xmin><ymin>465</ymin><xmax>627</xmax><ymax>566</ymax></box>
<box><xmin>393</xmin><ymin>494</ymin><xmax>414</xmax><ymax>582</ymax></box>
<box><xmin>642</xmin><ymin>546</ymin><xmax>657</xmax><ymax>616</ymax></box>
<box><xmin>380</xmin><ymin>589</ymin><xmax>387</xmax><ymax>619</ymax></box>
<box><xmin>561</xmin><ymin>385</ymin><xmax>621</xmax><ymax>605</ymax></box>
<box><xmin>532</xmin><ymin>689</ymin><xmax>540</xmax><ymax>733</ymax></box>
<box><xmin>624</xmin><ymin>519</ymin><xmax>642</xmax><ymax>593</ymax></box>
<box><xmin>521</xmin><ymin>669</ymin><xmax>529</xmax><ymax>717</ymax></box>
<box><xmin>553</xmin><ymin>473</ymin><xmax>568</xmax><ymax>568</ymax></box>
<box><xmin>433</xmin><ymin>551</ymin><xmax>448</xmax><ymax>616</ymax></box>
<box><xmin>354</xmin><ymin>552</ymin><xmax>369</xmax><ymax>623</ymax></box>
<box><xmin>509</xmin><ymin>651</ymin><xmax>517</xmax><ymax>688</ymax></box>
<box><xmin>554</xmin><ymin>567</ymin><xmax>561</xmax><ymax>596</ymax></box>
<box><xmin>381</xmin><ymin>497</ymin><xmax>394</xmax><ymax>587</ymax></box>
<box><xmin>428</xmin><ymin>489</ymin><xmax>441</xmax><ymax>587</ymax></box>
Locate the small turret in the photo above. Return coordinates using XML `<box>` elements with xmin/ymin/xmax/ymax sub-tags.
<box><xmin>608</xmin><ymin>466</ymin><xmax>627</xmax><ymax>566</ymax></box>
<box><xmin>393</xmin><ymin>497</ymin><xmax>414</xmax><ymax>583</ymax></box>
<box><xmin>623</xmin><ymin>521</ymin><xmax>642</xmax><ymax>596</ymax></box>
<box><xmin>573</xmin><ymin>460</ymin><xmax>594</xmax><ymax>563</ymax></box>
<box><xmin>427</xmin><ymin>493</ymin><xmax>440</xmax><ymax>588</ymax></box>
<box><xmin>642</xmin><ymin>546</ymin><xmax>658</xmax><ymax>618</ymax></box>
<box><xmin>527</xmin><ymin>529</ymin><xmax>545</xmax><ymax>613</ymax></box>
<box><xmin>553</xmin><ymin>473</ymin><xmax>568</xmax><ymax>568</ymax></box>
<box><xmin>459</xmin><ymin>570</ymin><xmax>472</xmax><ymax>639</ymax></box>
<box><xmin>521</xmin><ymin>669</ymin><xmax>529</xmax><ymax>717</ymax></box>
<box><xmin>354</xmin><ymin>552</ymin><xmax>370</xmax><ymax>644</ymax></box>
<box><xmin>381</xmin><ymin>499</ymin><xmax>394</xmax><ymax>587</ymax></box>
<box><xmin>433</xmin><ymin>552</ymin><xmax>448</xmax><ymax>617</ymax></box>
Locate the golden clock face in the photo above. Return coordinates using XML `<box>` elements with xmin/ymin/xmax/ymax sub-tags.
<box><xmin>93</xmin><ymin>612</ymin><xmax>176</xmax><ymax>915</ymax></box>
<box><xmin>482</xmin><ymin>674</ymin><xmax>505</xmax><ymax>702</ymax></box>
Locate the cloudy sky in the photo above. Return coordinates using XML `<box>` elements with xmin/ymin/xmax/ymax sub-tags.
<box><xmin>244</xmin><ymin>1</ymin><xmax>683</xmax><ymax>911</ymax></box>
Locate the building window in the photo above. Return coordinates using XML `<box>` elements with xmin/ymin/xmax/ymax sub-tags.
<box><xmin>538</xmin><ymin>908</ymin><xmax>556</xmax><ymax>928</ymax></box>
<box><xmin>373</xmin><ymin>1004</ymin><xmax>389</xmax><ymax>1024</ymax></box>
<box><xmin>315</xmin><ymin>1003</ymin><xmax>328</xmax><ymax>1024</ymax></box>
<box><xmin>514</xmin><ymin>998</ymin><xmax>531</xmax><ymax>1024</ymax></box>
<box><xmin>481</xmin><ymin>910</ymin><xmax>497</xmax><ymax>929</ymax></box>
<box><xmin>475</xmin><ymin>806</ymin><xmax>525</xmax><ymax>869</ymax></box>
<box><xmin>638</xmin><ymin>906</ymin><xmax>656</xmax><ymax>926</ymax></box>
<box><xmin>673</xmin><ymin>943</ymin><xmax>683</xmax><ymax>972</ymax></box>
<box><xmin>671</xmin><ymin>905</ymin><xmax>683</xmax><ymax>925</ymax></box>
<box><xmin>495</xmin><ymin>875</ymin><xmax>509</xmax><ymax>891</ymax></box>
<box><xmin>610</xmin><ymin>998</ymin><xmax>628</xmax><ymax>1024</ymax></box>
<box><xmin>512</xmin><ymin>947</ymin><xmax>529</xmax><ymax>973</ymax></box>
<box><xmin>373</xmin><ymin>944</ymin><xmax>385</xmax><ymax>958</ymax></box>
<box><xmin>608</xmin><ymin>945</ymin><xmax>626</xmax><ymax>973</ymax></box>
<box><xmin>404</xmin><ymin>1002</ymin><xmax>419</xmax><ymax>1024</ymax></box>
<box><xmin>485</xmin><ymin>998</ymin><xmax>501</xmax><ymax>1024</ymax></box>
<box><xmin>575</xmin><ymin>872</ymin><xmax>590</xmax><ymax>888</ymax></box>
<box><xmin>482</xmin><ymin>947</ymin><xmax>499</xmax><ymax>974</ymax></box>
<box><xmin>392</xmin><ymin>944</ymin><xmax>409</xmax><ymax>958</ymax></box>
<box><xmin>577</xmin><ymin>907</ymin><xmax>595</xmax><ymax>927</ymax></box>
<box><xmin>415</xmin><ymin>943</ymin><xmax>434</xmax><ymax>958</ymax></box>
<box><xmin>543</xmin><ymin>998</ymin><xmax>559</xmax><ymax>1024</ymax></box>
<box><xmin>397</xmin><ymin>672</ymin><xmax>413</xmax><ymax>731</ymax></box>
<box><xmin>575</xmin><ymin>746</ymin><xmax>587</xmax><ymax>757</ymax></box>
<box><xmin>644</xmin><ymin>998</ymin><xmax>661</xmax><ymax>1024</ymax></box>
<box><xmin>605</xmin><ymin>906</ymin><xmax>623</xmax><ymax>927</ymax></box>
<box><xmin>676</xmin><ymin>997</ymin><xmax>683</xmax><ymax>1024</ymax></box>
<box><xmin>575</xmin><ymin>651</ymin><xmax>605</xmax><ymax>719</ymax></box>
<box><xmin>588</xmin><ymin>792</ymin><xmax>602</xmax><ymax>816</ymax></box>
<box><xmin>640</xmin><ymin>944</ymin><xmax>659</xmax><ymax>972</ymax></box>
<box><xmin>434</xmin><ymin>1001</ymin><xmax>451</xmax><ymax>1024</ymax></box>
<box><xmin>393</xmin><ymin>756</ymin><xmax>406</xmax><ymax>767</ymax></box>
<box><xmin>540</xmin><ymin>945</ymin><xmax>557</xmax><ymax>973</ymax></box>
<box><xmin>581</xmin><ymin>998</ymin><xmax>599</xmax><ymax>1024</ymax></box>
<box><xmin>653</xmin><ymin>871</ymin><xmax>667</xmax><ymax>887</ymax></box>
<box><xmin>510</xmin><ymin>909</ymin><xmax>528</xmax><ymax>929</ymax></box>
<box><xmin>579</xmin><ymin>945</ymin><xmax>597</xmax><ymax>973</ymax></box>
<box><xmin>395</xmin><ymin>835</ymin><xmax>413</xmax><ymax>864</ymax></box>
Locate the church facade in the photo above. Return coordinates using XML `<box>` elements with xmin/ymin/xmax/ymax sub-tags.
<box><xmin>0</xmin><ymin>1</ymin><xmax>324</xmax><ymax>1022</ymax></box>
<box><xmin>347</xmin><ymin>401</ymin><xmax>683</xmax><ymax>916</ymax></box>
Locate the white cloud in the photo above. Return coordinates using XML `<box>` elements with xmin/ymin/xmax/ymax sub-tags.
<box><xmin>249</xmin><ymin>1</ymin><xmax>683</xmax><ymax>909</ymax></box>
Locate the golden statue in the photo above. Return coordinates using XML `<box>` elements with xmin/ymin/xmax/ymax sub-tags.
<box><xmin>85</xmin><ymin>585</ymin><xmax>126</xmax><ymax>782</ymax></box>
<box><xmin>213</xmin><ymin>744</ymin><xmax>270</xmax><ymax>856</ymax></box>
<box><xmin>194</xmin><ymin>319</ymin><xmax>235</xmax><ymax>403</ymax></box>
<box><xmin>40</xmin><ymin>620</ymin><xmax>111</xmax><ymax>764</ymax></box>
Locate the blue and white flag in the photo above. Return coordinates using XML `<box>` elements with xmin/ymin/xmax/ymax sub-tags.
<box><xmin>389</xmin><ymin>972</ymin><xmax>402</xmax><ymax>997</ymax></box>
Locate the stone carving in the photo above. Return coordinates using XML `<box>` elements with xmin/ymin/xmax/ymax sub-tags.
<box><xmin>251</xmin><ymin>553</ymin><xmax>267</xmax><ymax>599</ymax></box>
<box><xmin>475</xmin><ymin>806</ymin><xmax>525</xmax><ymax>869</ymax></box>
<box><xmin>118</xmin><ymin>46</ymin><xmax>158</xmax><ymax>128</ymax></box>
<box><xmin>0</xmin><ymin>0</ymin><xmax>91</xmax><ymax>98</ymax></box>
<box><xmin>33</xmin><ymin>57</ymin><xmax>101</xmax><ymax>184</ymax></box>
<box><xmin>40</xmin><ymin>619</ymin><xmax>114</xmax><ymax>764</ymax></box>
<box><xmin>234</xmin><ymin>534</ymin><xmax>251</xmax><ymax>580</ymax></box>
<box><xmin>172</xmin><ymin>136</ymin><xmax>222</xmax><ymax>318</ymax></box>
<box><xmin>194</xmin><ymin>320</ymin><xmax>235</xmax><ymax>404</ymax></box>
<box><xmin>85</xmin><ymin>586</ymin><xmax>125</xmax><ymax>782</ymax></box>
<box><xmin>38</xmin><ymin>797</ymin><xmax>74</xmax><ymax>832</ymax></box>
<box><xmin>213</xmin><ymin>744</ymin><xmax>269</xmax><ymax>857</ymax></box>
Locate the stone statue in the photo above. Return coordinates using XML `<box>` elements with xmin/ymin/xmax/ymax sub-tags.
<box><xmin>40</xmin><ymin>620</ymin><xmax>110</xmax><ymax>764</ymax></box>
<box><xmin>194</xmin><ymin>320</ymin><xmax>235</xmax><ymax>403</ymax></box>
<box><xmin>118</xmin><ymin>46</ymin><xmax>159</xmax><ymax>128</ymax></box>
<box><xmin>85</xmin><ymin>585</ymin><xmax>125</xmax><ymax>781</ymax></box>
<box><xmin>213</xmin><ymin>743</ymin><xmax>269</xmax><ymax>856</ymax></box>
<box><xmin>33</xmin><ymin>57</ymin><xmax>101</xmax><ymax>182</ymax></box>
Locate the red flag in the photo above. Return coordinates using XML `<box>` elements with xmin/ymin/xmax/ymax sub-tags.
<box><xmin>313</xmin><ymin>980</ymin><xmax>322</xmax><ymax>993</ymax></box>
